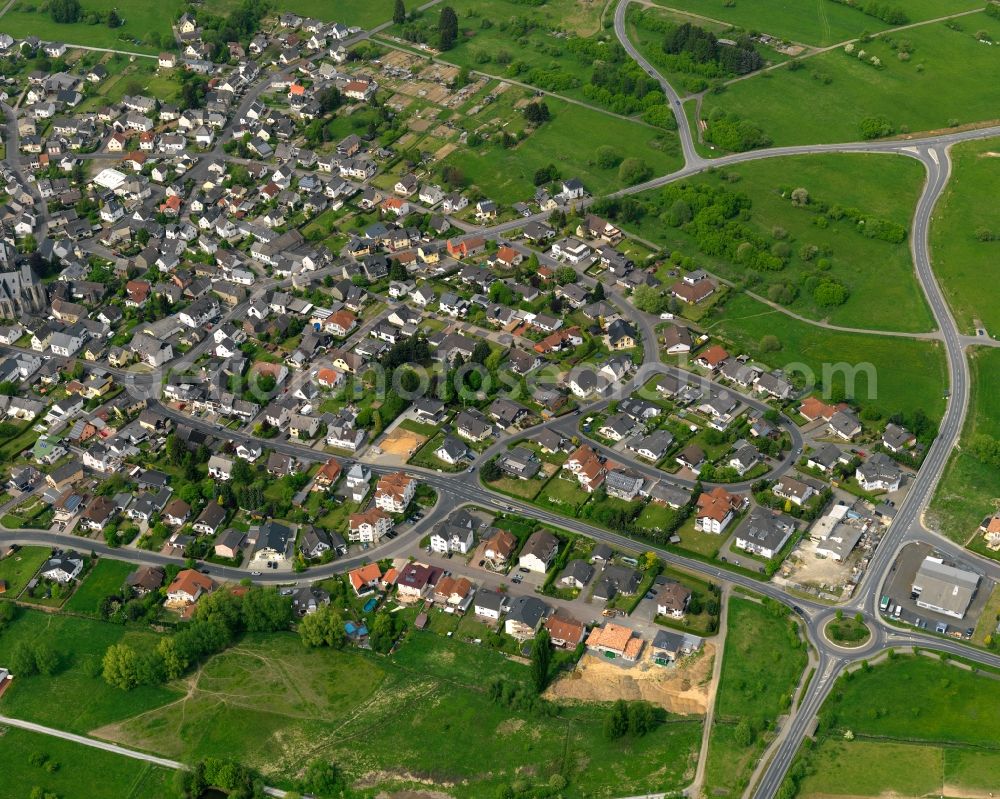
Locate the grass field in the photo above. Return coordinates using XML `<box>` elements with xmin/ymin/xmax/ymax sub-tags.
<box><xmin>0</xmin><ymin>609</ymin><xmax>180</xmax><ymax>733</ymax></box>
<box><xmin>283</xmin><ymin>0</ymin><xmax>395</xmax><ymax>28</ymax></box>
<box><xmin>630</xmin><ymin>153</ymin><xmax>933</xmax><ymax>332</ymax></box>
<box><xmin>0</xmin><ymin>727</ymin><xmax>175</xmax><ymax>799</ymax></box>
<box><xmin>652</xmin><ymin>0</ymin><xmax>981</xmax><ymax>46</ymax></box>
<box><xmin>928</xmin><ymin>347</ymin><xmax>1000</xmax><ymax>543</ymax></box>
<box><xmin>0</xmin><ymin>0</ymin><xmax>184</xmax><ymax>53</ymax></box>
<box><xmin>63</xmin><ymin>558</ymin><xmax>135</xmax><ymax>616</ymax></box>
<box><xmin>0</xmin><ymin>546</ymin><xmax>50</xmax><ymax>596</ymax></box>
<box><xmin>930</xmin><ymin>137</ymin><xmax>1000</xmax><ymax>335</ymax></box>
<box><xmin>704</xmin><ymin>595</ymin><xmax>806</xmax><ymax>797</ymax></box>
<box><xmin>440</xmin><ymin>96</ymin><xmax>682</xmax><ymax>205</ymax></box>
<box><xmin>700</xmin><ymin>13</ymin><xmax>1000</xmax><ymax>146</ymax></box>
<box><xmin>707</xmin><ymin>292</ymin><xmax>948</xmax><ymax>422</ymax></box>
<box><xmin>787</xmin><ymin>655</ymin><xmax>1000</xmax><ymax>797</ymax></box>
<box><xmin>98</xmin><ymin>631</ymin><xmax>702</xmax><ymax>796</ymax></box>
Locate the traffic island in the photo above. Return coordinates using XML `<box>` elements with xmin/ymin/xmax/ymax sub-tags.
<box><xmin>823</xmin><ymin>615</ymin><xmax>872</xmax><ymax>648</ymax></box>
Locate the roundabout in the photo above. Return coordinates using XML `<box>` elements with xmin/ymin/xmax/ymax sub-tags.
<box><xmin>822</xmin><ymin>613</ymin><xmax>874</xmax><ymax>651</ymax></box>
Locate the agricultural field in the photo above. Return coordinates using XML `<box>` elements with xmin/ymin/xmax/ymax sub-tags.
<box><xmin>0</xmin><ymin>546</ymin><xmax>50</xmax><ymax>596</ymax></box>
<box><xmin>96</xmin><ymin>630</ymin><xmax>702</xmax><ymax>797</ymax></box>
<box><xmin>0</xmin><ymin>727</ymin><xmax>176</xmax><ymax>799</ymax></box>
<box><xmin>628</xmin><ymin>152</ymin><xmax>933</xmax><ymax>332</ymax></box>
<box><xmin>439</xmin><ymin>94</ymin><xmax>682</xmax><ymax>205</ymax></box>
<box><xmin>700</xmin><ymin>13</ymin><xmax>1000</xmax><ymax>147</ymax></box>
<box><xmin>0</xmin><ymin>0</ymin><xmax>184</xmax><ymax>53</ymax></box>
<box><xmin>63</xmin><ymin>558</ymin><xmax>136</xmax><ymax>616</ymax></box>
<box><xmin>386</xmin><ymin>0</ymin><xmax>609</xmax><ymax>94</ymax></box>
<box><xmin>928</xmin><ymin>347</ymin><xmax>1000</xmax><ymax>545</ymax></box>
<box><xmin>784</xmin><ymin>655</ymin><xmax>1000</xmax><ymax>798</ymax></box>
<box><xmin>707</xmin><ymin>292</ymin><xmax>948</xmax><ymax>423</ymax></box>
<box><xmin>930</xmin><ymin>136</ymin><xmax>1000</xmax><ymax>335</ymax></box>
<box><xmin>703</xmin><ymin>595</ymin><xmax>807</xmax><ymax>797</ymax></box>
<box><xmin>0</xmin><ymin>609</ymin><xmax>180</xmax><ymax>733</ymax></box>
<box><xmin>652</xmin><ymin>0</ymin><xmax>981</xmax><ymax>47</ymax></box>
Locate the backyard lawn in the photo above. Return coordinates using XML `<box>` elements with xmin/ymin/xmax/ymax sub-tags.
<box><xmin>0</xmin><ymin>546</ymin><xmax>50</xmax><ymax>597</ymax></box>
<box><xmin>64</xmin><ymin>558</ymin><xmax>136</xmax><ymax>616</ymax></box>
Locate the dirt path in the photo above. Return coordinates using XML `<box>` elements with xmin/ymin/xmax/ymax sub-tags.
<box><xmin>687</xmin><ymin>585</ymin><xmax>730</xmax><ymax>798</ymax></box>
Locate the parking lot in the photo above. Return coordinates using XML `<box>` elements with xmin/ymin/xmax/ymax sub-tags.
<box><xmin>883</xmin><ymin>542</ymin><xmax>993</xmax><ymax>637</ymax></box>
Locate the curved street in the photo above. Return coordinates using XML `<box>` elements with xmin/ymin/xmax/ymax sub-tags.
<box><xmin>1</xmin><ymin>4</ymin><xmax>998</xmax><ymax>796</ymax></box>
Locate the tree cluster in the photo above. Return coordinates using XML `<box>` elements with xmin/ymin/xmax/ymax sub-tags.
<box><xmin>662</xmin><ymin>23</ymin><xmax>763</xmax><ymax>75</ymax></box>
<box><xmin>49</xmin><ymin>0</ymin><xmax>81</xmax><ymax>23</ymax></box>
<box><xmin>604</xmin><ymin>699</ymin><xmax>662</xmax><ymax>739</ymax></box>
<box><xmin>704</xmin><ymin>109</ymin><xmax>772</xmax><ymax>153</ymax></box>
<box><xmin>102</xmin><ymin>587</ymin><xmax>292</xmax><ymax>690</ymax></box>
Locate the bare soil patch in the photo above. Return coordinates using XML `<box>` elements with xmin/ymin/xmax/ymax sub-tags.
<box><xmin>544</xmin><ymin>646</ymin><xmax>714</xmax><ymax>715</ymax></box>
<box><xmin>381</xmin><ymin>428</ymin><xmax>428</xmax><ymax>458</ymax></box>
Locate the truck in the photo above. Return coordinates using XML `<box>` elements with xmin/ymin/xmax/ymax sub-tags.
<box><xmin>879</xmin><ymin>595</ymin><xmax>891</xmax><ymax>612</ymax></box>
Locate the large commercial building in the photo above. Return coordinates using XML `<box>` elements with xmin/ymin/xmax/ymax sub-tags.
<box><xmin>911</xmin><ymin>557</ymin><xmax>980</xmax><ymax>619</ymax></box>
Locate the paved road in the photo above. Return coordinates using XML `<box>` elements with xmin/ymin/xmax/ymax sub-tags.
<box><xmin>613</xmin><ymin>0</ymin><xmax>702</xmax><ymax>168</ymax></box>
<box><xmin>5</xmin><ymin>8</ymin><xmax>1000</xmax><ymax>796</ymax></box>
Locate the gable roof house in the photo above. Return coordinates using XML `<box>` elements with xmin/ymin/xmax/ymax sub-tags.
<box><xmin>735</xmin><ymin>507</ymin><xmax>796</xmax><ymax>560</ymax></box>
<box><xmin>695</xmin><ymin>487</ymin><xmax>745</xmax><ymax>534</ymax></box>
<box><xmin>518</xmin><ymin>530</ymin><xmax>560</xmax><ymax>573</ymax></box>
<box><xmin>166</xmin><ymin>569</ymin><xmax>215</xmax><ymax>607</ymax></box>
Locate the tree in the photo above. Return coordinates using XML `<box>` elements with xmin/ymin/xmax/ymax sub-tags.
<box><xmin>102</xmin><ymin>643</ymin><xmax>142</xmax><ymax>690</ymax></box>
<box><xmin>393</xmin><ymin>0</ymin><xmax>406</xmax><ymax>24</ymax></box>
<box><xmin>631</xmin><ymin>283</ymin><xmax>667</xmax><ymax>314</ymax></box>
<box><xmin>596</xmin><ymin>145</ymin><xmax>622</xmax><ymax>169</ymax></box>
<box><xmin>299</xmin><ymin>759</ymin><xmax>347</xmax><ymax>796</ymax></box>
<box><xmin>859</xmin><ymin>115</ymin><xmax>894</xmax><ymax>140</ymax></box>
<box><xmin>471</xmin><ymin>340</ymin><xmax>491</xmax><ymax>364</ymax></box>
<box><xmin>299</xmin><ymin>605</ymin><xmax>347</xmax><ymax>649</ymax></box>
<box><xmin>368</xmin><ymin>610</ymin><xmax>399</xmax><ymax>654</ymax></box>
<box><xmin>523</xmin><ymin>101</ymin><xmax>551</xmax><ymax>125</ymax></box>
<box><xmin>592</xmin><ymin>281</ymin><xmax>605</xmax><ymax>301</ymax></box>
<box><xmin>734</xmin><ymin>718</ymin><xmax>754</xmax><ymax>746</ymax></box>
<box><xmin>555</xmin><ymin>266</ymin><xmax>577</xmax><ymax>285</ymax></box>
<box><xmin>760</xmin><ymin>334</ymin><xmax>781</xmax><ymax>352</ymax></box>
<box><xmin>156</xmin><ymin>637</ymin><xmax>189</xmax><ymax>681</ymax></box>
<box><xmin>438</xmin><ymin>6</ymin><xmax>459</xmax><ymax>50</ymax></box>
<box><xmin>389</xmin><ymin>259</ymin><xmax>409</xmax><ymax>281</ymax></box>
<box><xmin>49</xmin><ymin>0</ymin><xmax>82</xmax><ymax>23</ymax></box>
<box><xmin>107</xmin><ymin>7</ymin><xmax>122</xmax><ymax>27</ymax></box>
<box><xmin>11</xmin><ymin>641</ymin><xmax>39</xmax><ymax>676</ymax></box>
<box><xmin>790</xmin><ymin>187</ymin><xmax>809</xmax><ymax>206</ymax></box>
<box><xmin>480</xmin><ymin>458</ymin><xmax>501</xmax><ymax>482</ymax></box>
<box><xmin>618</xmin><ymin>157</ymin><xmax>652</xmax><ymax>186</ymax></box>
<box><xmin>813</xmin><ymin>279</ymin><xmax>849</xmax><ymax>308</ymax></box>
<box><xmin>604</xmin><ymin>699</ymin><xmax>629</xmax><ymax>739</ymax></box>
<box><xmin>530</xmin><ymin>628</ymin><xmax>552</xmax><ymax>693</ymax></box>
